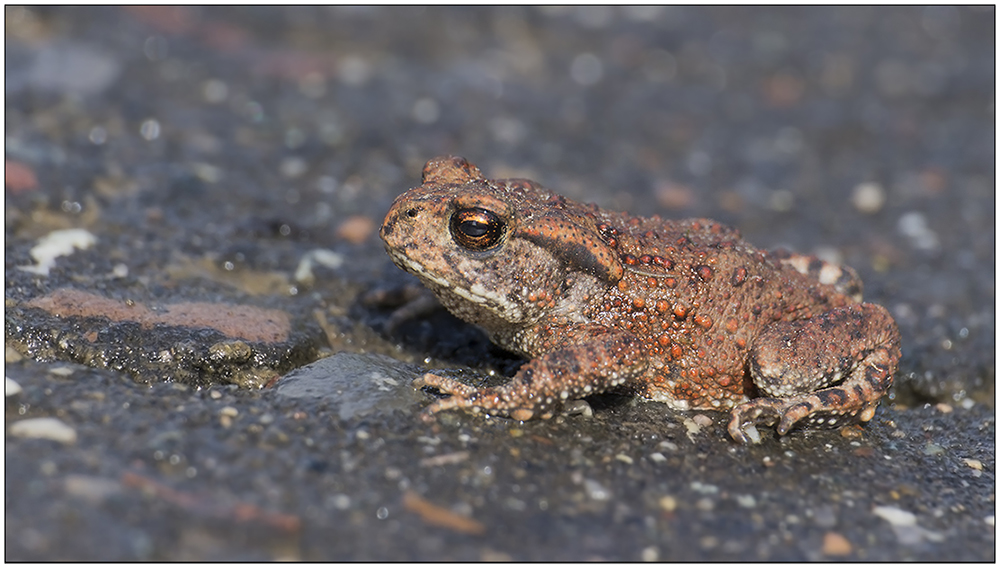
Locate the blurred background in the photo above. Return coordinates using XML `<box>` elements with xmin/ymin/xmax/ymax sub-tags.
<box><xmin>5</xmin><ymin>6</ymin><xmax>994</xmax><ymax>561</ymax></box>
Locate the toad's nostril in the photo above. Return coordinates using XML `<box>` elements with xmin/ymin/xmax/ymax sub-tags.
<box><xmin>406</xmin><ymin>208</ymin><xmax>419</xmax><ymax>218</ymax></box>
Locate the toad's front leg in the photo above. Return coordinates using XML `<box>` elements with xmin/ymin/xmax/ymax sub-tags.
<box><xmin>728</xmin><ymin>303</ymin><xmax>901</xmax><ymax>443</ymax></box>
<box><xmin>414</xmin><ymin>326</ymin><xmax>648</xmax><ymax>422</ymax></box>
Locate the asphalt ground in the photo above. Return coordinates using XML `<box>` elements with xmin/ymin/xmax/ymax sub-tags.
<box><xmin>4</xmin><ymin>6</ymin><xmax>995</xmax><ymax>560</ymax></box>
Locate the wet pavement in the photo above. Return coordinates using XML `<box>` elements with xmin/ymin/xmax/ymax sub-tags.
<box><xmin>4</xmin><ymin>6</ymin><xmax>994</xmax><ymax>561</ymax></box>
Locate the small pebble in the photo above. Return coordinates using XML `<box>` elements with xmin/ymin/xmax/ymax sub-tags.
<box><xmin>897</xmin><ymin>211</ymin><xmax>940</xmax><ymax>251</ymax></box>
<box><xmin>64</xmin><ymin>474</ymin><xmax>122</xmax><ymax>503</ymax></box>
<box><xmin>963</xmin><ymin>458</ymin><xmax>983</xmax><ymax>471</ymax></box>
<box><xmin>9</xmin><ymin>417</ymin><xmax>78</xmax><ymax>444</ymax></box>
<box><xmin>6</xmin><ymin>346</ymin><xmax>23</xmax><ymax>363</ymax></box>
<box><xmin>658</xmin><ymin>440</ymin><xmax>678</xmax><ymax>452</ymax></box>
<box><xmin>336</xmin><ymin>215</ymin><xmax>376</xmax><ymax>244</ymax></box>
<box><xmin>935</xmin><ymin>402</ymin><xmax>953</xmax><ymax>414</ymax></box>
<box><xmin>328</xmin><ymin>493</ymin><xmax>351</xmax><ymax>510</ymax></box>
<box><xmin>5</xmin><ymin>159</ymin><xmax>39</xmax><ymax>192</ymax></box>
<box><xmin>19</xmin><ymin>228</ymin><xmax>97</xmax><ymax>276</ymax></box>
<box><xmin>851</xmin><ymin>182</ymin><xmax>886</xmax><ymax>214</ymax></box>
<box><xmin>682</xmin><ymin>417</ymin><xmax>702</xmax><ymax>437</ymax></box>
<box><xmin>840</xmin><ymin>425</ymin><xmax>864</xmax><ymax>439</ymax></box>
<box><xmin>219</xmin><ymin>406</ymin><xmax>238</xmax><ymax>428</ymax></box>
<box><xmin>658</xmin><ymin>495</ymin><xmax>677</xmax><ymax>512</ymax></box>
<box><xmin>280</xmin><ymin>157</ymin><xmax>308</xmax><ymax>178</ymax></box>
<box><xmin>583</xmin><ymin>478</ymin><xmax>610</xmax><ymax>501</ymax></box>
<box><xmin>873</xmin><ymin>505</ymin><xmax>916</xmax><ymax>526</ymax></box>
<box><xmin>6</xmin><ymin>377</ymin><xmax>23</xmax><ymax>397</ymax></box>
<box><xmin>742</xmin><ymin>424</ymin><xmax>762</xmax><ymax>444</ymax></box>
<box><xmin>923</xmin><ymin>443</ymin><xmax>945</xmax><ymax>456</ymax></box>
<box><xmin>294</xmin><ymin>249</ymin><xmax>345</xmax><ymax>284</ymax></box>
<box><xmin>822</xmin><ymin>531</ymin><xmax>853</xmax><ymax>556</ymax></box>
<box><xmin>690</xmin><ymin>481</ymin><xmax>719</xmax><ymax>494</ymax></box>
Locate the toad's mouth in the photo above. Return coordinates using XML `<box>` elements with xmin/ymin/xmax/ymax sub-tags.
<box><xmin>386</xmin><ymin>247</ymin><xmax>453</xmax><ymax>291</ymax></box>
<box><xmin>385</xmin><ymin>248</ymin><xmax>527</xmax><ymax>323</ymax></box>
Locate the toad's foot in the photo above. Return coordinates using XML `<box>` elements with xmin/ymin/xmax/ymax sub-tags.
<box><xmin>413</xmin><ymin>373</ymin><xmax>555</xmax><ymax>422</ymax></box>
<box><xmin>727</xmin><ymin>353</ymin><xmax>894</xmax><ymax>443</ymax></box>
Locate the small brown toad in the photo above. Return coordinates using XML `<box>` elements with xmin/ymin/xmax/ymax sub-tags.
<box><xmin>380</xmin><ymin>156</ymin><xmax>900</xmax><ymax>443</ymax></box>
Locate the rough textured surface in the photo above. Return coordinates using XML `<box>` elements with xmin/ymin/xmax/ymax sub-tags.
<box><xmin>4</xmin><ymin>6</ymin><xmax>993</xmax><ymax>561</ymax></box>
<box><xmin>383</xmin><ymin>156</ymin><xmax>901</xmax><ymax>442</ymax></box>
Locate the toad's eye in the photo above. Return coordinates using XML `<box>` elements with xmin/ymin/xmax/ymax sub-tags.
<box><xmin>450</xmin><ymin>208</ymin><xmax>505</xmax><ymax>251</ymax></box>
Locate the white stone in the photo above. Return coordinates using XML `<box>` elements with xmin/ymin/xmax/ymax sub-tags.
<box><xmin>19</xmin><ymin>228</ymin><xmax>97</xmax><ymax>276</ymax></box>
<box><xmin>9</xmin><ymin>417</ymin><xmax>77</xmax><ymax>444</ymax></box>
<box><xmin>5</xmin><ymin>377</ymin><xmax>22</xmax><ymax>397</ymax></box>
<box><xmin>873</xmin><ymin>505</ymin><xmax>916</xmax><ymax>526</ymax></box>
<box><xmin>742</xmin><ymin>424</ymin><xmax>762</xmax><ymax>444</ymax></box>
<box><xmin>851</xmin><ymin>182</ymin><xmax>886</xmax><ymax>214</ymax></box>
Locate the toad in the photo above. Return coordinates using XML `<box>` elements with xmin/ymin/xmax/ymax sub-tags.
<box><xmin>380</xmin><ymin>156</ymin><xmax>900</xmax><ymax>443</ymax></box>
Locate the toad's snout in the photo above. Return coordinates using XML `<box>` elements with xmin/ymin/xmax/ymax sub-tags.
<box><xmin>379</xmin><ymin>195</ymin><xmax>418</xmax><ymax>246</ymax></box>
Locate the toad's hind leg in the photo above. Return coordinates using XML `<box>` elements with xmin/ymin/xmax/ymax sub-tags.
<box><xmin>728</xmin><ymin>303</ymin><xmax>900</xmax><ymax>443</ymax></box>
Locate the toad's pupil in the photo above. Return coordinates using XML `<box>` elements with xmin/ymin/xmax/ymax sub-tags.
<box><xmin>460</xmin><ymin>220</ymin><xmax>488</xmax><ymax>237</ymax></box>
